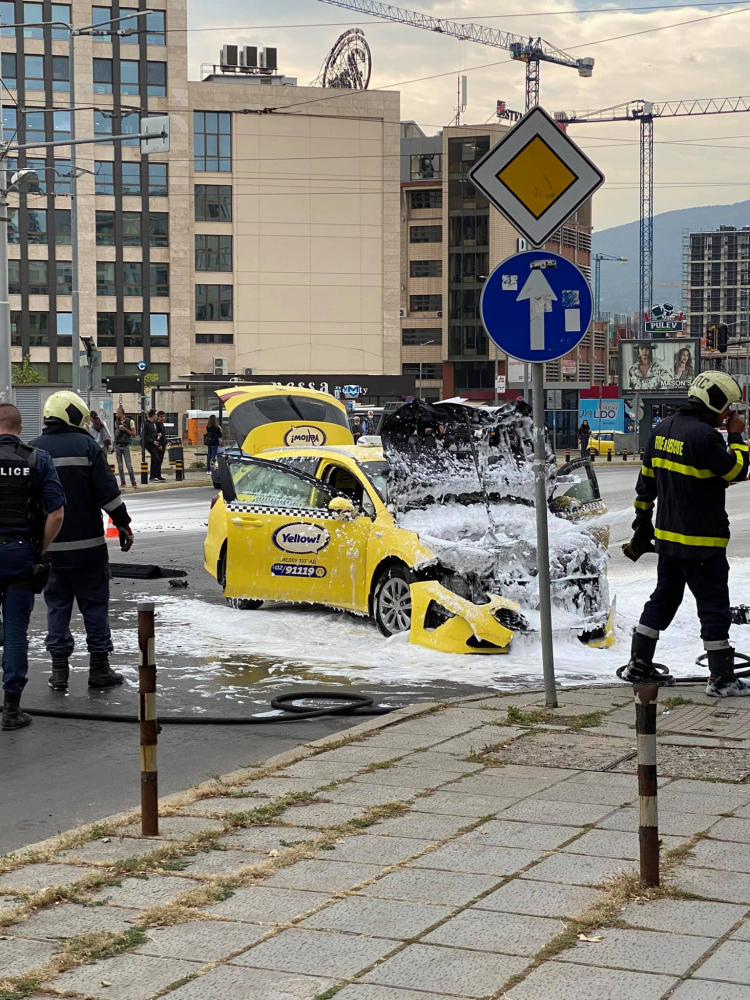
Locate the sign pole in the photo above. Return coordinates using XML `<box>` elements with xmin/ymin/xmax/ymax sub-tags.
<box><xmin>532</xmin><ymin>361</ymin><xmax>558</xmax><ymax>708</ymax></box>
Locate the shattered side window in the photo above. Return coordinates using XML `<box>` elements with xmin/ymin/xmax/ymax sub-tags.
<box><xmin>230</xmin><ymin>462</ymin><xmax>330</xmax><ymax>508</ymax></box>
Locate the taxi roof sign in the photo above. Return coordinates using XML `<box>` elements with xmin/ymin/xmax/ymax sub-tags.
<box><xmin>468</xmin><ymin>105</ymin><xmax>604</xmax><ymax>248</ymax></box>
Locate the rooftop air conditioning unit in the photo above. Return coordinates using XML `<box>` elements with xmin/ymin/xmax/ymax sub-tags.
<box><xmin>240</xmin><ymin>46</ymin><xmax>258</xmax><ymax>69</ymax></box>
<box><xmin>260</xmin><ymin>47</ymin><xmax>277</xmax><ymax>70</ymax></box>
<box><xmin>221</xmin><ymin>44</ymin><xmax>238</xmax><ymax>68</ymax></box>
<box><xmin>243</xmin><ymin>367</ymin><xmax>256</xmax><ymax>376</ymax></box>
<box><xmin>213</xmin><ymin>357</ymin><xmax>228</xmax><ymax>376</ymax></box>
<box><xmin>399</xmin><ymin>307</ymin><xmax>406</xmax><ymax>318</ymax></box>
<box><xmin>437</xmin><ymin>310</ymin><xmax>443</xmax><ymax>317</ymax></box>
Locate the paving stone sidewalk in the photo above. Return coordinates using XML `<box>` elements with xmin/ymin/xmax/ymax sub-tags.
<box><xmin>3</xmin><ymin>682</ymin><xmax>750</xmax><ymax>999</ymax></box>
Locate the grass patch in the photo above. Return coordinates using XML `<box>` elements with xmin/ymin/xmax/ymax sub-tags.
<box><xmin>661</xmin><ymin>696</ymin><xmax>695</xmax><ymax>710</ymax></box>
<box><xmin>505</xmin><ymin>706</ymin><xmax>553</xmax><ymax>726</ymax></box>
<box><xmin>223</xmin><ymin>791</ymin><xmax>314</xmax><ymax>830</ymax></box>
<box><xmin>566</xmin><ymin>711</ymin><xmax>604</xmax><ymax>731</ymax></box>
<box><xmin>0</xmin><ymin>982</ymin><xmax>40</xmax><ymax>1000</ymax></box>
<box><xmin>58</xmin><ymin>928</ymin><xmax>147</xmax><ymax>968</ymax></box>
<box><xmin>363</xmin><ymin>761</ymin><xmax>396</xmax><ymax>771</ymax></box>
<box><xmin>313</xmin><ymin>986</ymin><xmax>344</xmax><ymax>1000</ymax></box>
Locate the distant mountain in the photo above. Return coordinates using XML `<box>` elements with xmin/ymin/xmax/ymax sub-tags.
<box><xmin>593</xmin><ymin>201</ymin><xmax>750</xmax><ymax>316</ymax></box>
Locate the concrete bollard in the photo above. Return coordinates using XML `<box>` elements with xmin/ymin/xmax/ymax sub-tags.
<box><xmin>175</xmin><ymin>460</ymin><xmax>184</xmax><ymax>482</ymax></box>
<box><xmin>633</xmin><ymin>682</ymin><xmax>660</xmax><ymax>885</ymax></box>
<box><xmin>565</xmin><ymin>449</ymin><xmax>571</xmax><ymax>463</ymax></box>
<box><xmin>141</xmin><ymin>461</ymin><xmax>149</xmax><ymax>486</ymax></box>
<box><xmin>138</xmin><ymin>601</ymin><xmax>159</xmax><ymax>837</ymax></box>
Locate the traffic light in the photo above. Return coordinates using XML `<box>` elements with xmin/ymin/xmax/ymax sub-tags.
<box><xmin>718</xmin><ymin>324</ymin><xmax>729</xmax><ymax>353</ymax></box>
<box><xmin>706</xmin><ymin>325</ymin><xmax>716</xmax><ymax>351</ymax></box>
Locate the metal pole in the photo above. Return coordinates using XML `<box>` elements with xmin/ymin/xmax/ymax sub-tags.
<box><xmin>523</xmin><ymin>363</ymin><xmax>529</xmax><ymax>402</ymax></box>
<box><xmin>745</xmin><ymin>339</ymin><xmax>749</xmax><ymax>433</ymax></box>
<box><xmin>69</xmin><ymin>28</ymin><xmax>81</xmax><ymax>394</ymax></box>
<box><xmin>493</xmin><ymin>355</ymin><xmax>498</xmax><ymax>405</ymax></box>
<box><xmin>138</xmin><ymin>600</ymin><xmax>159</xmax><ymax>837</ymax></box>
<box><xmin>532</xmin><ymin>362</ymin><xmax>557</xmax><ymax>708</ymax></box>
<box><xmin>419</xmin><ymin>341</ymin><xmax>423</xmax><ymax>401</ymax></box>
<box><xmin>0</xmin><ymin>83</ymin><xmax>11</xmax><ymax>406</ymax></box>
<box><xmin>634</xmin><ymin>682</ymin><xmax>660</xmax><ymax>886</ymax></box>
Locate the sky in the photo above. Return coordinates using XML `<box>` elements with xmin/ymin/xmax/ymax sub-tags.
<box><xmin>185</xmin><ymin>0</ymin><xmax>750</xmax><ymax>231</ymax></box>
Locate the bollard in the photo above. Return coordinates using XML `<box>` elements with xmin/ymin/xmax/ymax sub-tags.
<box><xmin>141</xmin><ymin>461</ymin><xmax>149</xmax><ymax>486</ymax></box>
<box><xmin>623</xmin><ymin>449</ymin><xmax>628</xmax><ymax>462</ymax></box>
<box><xmin>588</xmin><ymin>447</ymin><xmax>596</xmax><ymax>463</ymax></box>
<box><xmin>565</xmin><ymin>449</ymin><xmax>570</xmax><ymax>463</ymax></box>
<box><xmin>634</xmin><ymin>683</ymin><xmax>660</xmax><ymax>886</ymax></box>
<box><xmin>138</xmin><ymin>601</ymin><xmax>159</xmax><ymax>837</ymax></box>
<box><xmin>175</xmin><ymin>460</ymin><xmax>184</xmax><ymax>482</ymax></box>
<box><xmin>607</xmin><ymin>449</ymin><xmax>612</xmax><ymax>462</ymax></box>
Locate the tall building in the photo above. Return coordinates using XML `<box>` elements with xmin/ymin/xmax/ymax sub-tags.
<box><xmin>3</xmin><ymin>1</ymin><xmax>401</xmax><ymax>406</ymax></box>
<box><xmin>685</xmin><ymin>225</ymin><xmax>750</xmax><ymax>338</ymax></box>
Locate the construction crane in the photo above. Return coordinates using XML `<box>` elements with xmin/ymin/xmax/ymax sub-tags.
<box><xmin>594</xmin><ymin>253</ymin><xmax>627</xmax><ymax>321</ymax></box>
<box><xmin>555</xmin><ymin>97</ymin><xmax>750</xmax><ymax>334</ymax></box>
<box><xmin>315</xmin><ymin>0</ymin><xmax>594</xmax><ymax>110</ymax></box>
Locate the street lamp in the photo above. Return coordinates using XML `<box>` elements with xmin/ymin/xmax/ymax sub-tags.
<box><xmin>418</xmin><ymin>338</ymin><xmax>435</xmax><ymax>401</ymax></box>
<box><xmin>593</xmin><ymin>253</ymin><xmax>627</xmax><ymax>322</ymax></box>
<box><xmin>0</xmin><ymin>169</ymin><xmax>38</xmax><ymax>403</ymax></box>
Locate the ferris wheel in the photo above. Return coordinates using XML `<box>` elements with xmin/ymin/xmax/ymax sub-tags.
<box><xmin>311</xmin><ymin>28</ymin><xmax>372</xmax><ymax>89</ymax></box>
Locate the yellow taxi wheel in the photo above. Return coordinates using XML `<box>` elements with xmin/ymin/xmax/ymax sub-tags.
<box><xmin>226</xmin><ymin>597</ymin><xmax>263</xmax><ymax>611</ymax></box>
<box><xmin>373</xmin><ymin>565</ymin><xmax>412</xmax><ymax>637</ymax></box>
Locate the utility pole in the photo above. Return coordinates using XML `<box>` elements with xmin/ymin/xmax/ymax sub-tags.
<box><xmin>418</xmin><ymin>338</ymin><xmax>434</xmax><ymax>400</ymax></box>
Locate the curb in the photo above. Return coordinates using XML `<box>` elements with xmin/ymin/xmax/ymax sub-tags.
<box><xmin>118</xmin><ymin>479</ymin><xmax>215</xmax><ymax>495</ymax></box>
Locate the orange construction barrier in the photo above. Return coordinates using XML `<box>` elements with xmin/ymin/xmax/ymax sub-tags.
<box><xmin>105</xmin><ymin>517</ymin><xmax>119</xmax><ymax>538</ymax></box>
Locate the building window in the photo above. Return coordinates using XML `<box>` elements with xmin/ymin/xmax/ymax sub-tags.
<box><xmin>7</xmin><ymin>208</ymin><xmax>19</xmax><ymax>243</ymax></box>
<box><xmin>448</xmin><ymin>324</ymin><xmax>487</xmax><ymax>357</ymax></box>
<box><xmin>7</xmin><ymin>259</ymin><xmax>20</xmax><ymax>294</ymax></box>
<box><xmin>122</xmin><ymin>211</ymin><xmax>141</xmax><ymax>247</ymax></box>
<box><xmin>53</xmin><ymin>110</ymin><xmax>70</xmax><ymax>142</ymax></box>
<box><xmin>410</xmin><ymin>225</ymin><xmax>441</xmax><ymax>244</ymax></box>
<box><xmin>150</xmin><ymin>263</ymin><xmax>169</xmax><ymax>297</ymax></box>
<box><xmin>96</xmin><ymin>261</ymin><xmax>116</xmax><ymax>296</ymax></box>
<box><xmin>55</xmin><ymin>209</ymin><xmax>71</xmax><ymax>245</ymax></box>
<box><xmin>146</xmin><ymin>10</ymin><xmax>165</xmax><ymax>44</ymax></box>
<box><xmin>51</xmin><ymin>3</ymin><xmax>70</xmax><ymax>39</ymax></box>
<box><xmin>94</xmin><ymin>110</ymin><xmax>113</xmax><ymax>144</ymax></box>
<box><xmin>27</xmin><ymin>208</ymin><xmax>48</xmax><ymax>244</ymax></box>
<box><xmin>195</xmin><ymin>234</ymin><xmax>232</xmax><ymax>272</ymax></box>
<box><xmin>410</xmin><ymin>189</ymin><xmax>442</xmax><ymax>209</ymax></box>
<box><xmin>452</xmin><ymin>360</ymin><xmax>494</xmax><ymax>390</ymax></box>
<box><xmin>119</xmin><ymin>7</ymin><xmax>139</xmax><ymax>43</ymax></box>
<box><xmin>26</xmin><ymin>158</ymin><xmax>47</xmax><ymax>193</ymax></box>
<box><xmin>124</xmin><ymin>312</ymin><xmax>142</xmax><ymax>347</ymax></box>
<box><xmin>51</xmin><ymin>159</ymin><xmax>72</xmax><ymax>195</ymax></box>
<box><xmin>95</xmin><ymin>211</ymin><xmax>114</xmax><ymax>245</ymax></box>
<box><xmin>147</xmin><ymin>61</ymin><xmax>166</xmax><ymax>97</ymax></box>
<box><xmin>94</xmin><ymin>161</ymin><xmax>114</xmax><ymax>195</ymax></box>
<box><xmin>193</xmin><ymin>112</ymin><xmax>231</xmax><ymax>172</ymax></box>
<box><xmin>196</xmin><ymin>333</ymin><xmax>234</xmax><ymax>344</ymax></box>
<box><xmin>28</xmin><ymin>312</ymin><xmax>49</xmax><ymax>346</ymax></box>
<box><xmin>93</xmin><ymin>58</ymin><xmax>113</xmax><ymax>94</ymax></box>
<box><xmin>410</xmin><ymin>154</ymin><xmax>441</xmax><ymax>180</ymax></box>
<box><xmin>56</xmin><ymin>260</ymin><xmax>72</xmax><ymax>294</ymax></box>
<box><xmin>149</xmin><ymin>213</ymin><xmax>168</xmax><ymax>247</ymax></box>
<box><xmin>1</xmin><ymin>53</ymin><xmax>16</xmax><ymax>89</ymax></box>
<box><xmin>448</xmin><ymin>215</ymin><xmax>488</xmax><ymax>247</ymax></box>
<box><xmin>121</xmin><ymin>161</ymin><xmax>141</xmax><ymax>196</ymax></box>
<box><xmin>150</xmin><ymin>313</ymin><xmax>168</xmax><ymax>346</ymax></box>
<box><xmin>28</xmin><ymin>259</ymin><xmax>49</xmax><ymax>294</ymax></box>
<box><xmin>55</xmin><ymin>313</ymin><xmax>73</xmax><ymax>346</ymax></box>
<box><xmin>195</xmin><ymin>284</ymin><xmax>233</xmax><ymax>321</ymax></box>
<box><xmin>148</xmin><ymin>163</ymin><xmax>167</xmax><ymax>197</ymax></box>
<box><xmin>97</xmin><ymin>313</ymin><xmax>116</xmax><ymax>347</ymax></box>
<box><xmin>401</xmin><ymin>328</ymin><xmax>442</xmax><ymax>346</ymax></box>
<box><xmin>0</xmin><ymin>2</ymin><xmax>14</xmax><ymax>36</ymax></box>
<box><xmin>402</xmin><ymin>363</ymin><xmax>442</xmax><ymax>381</ymax></box>
<box><xmin>409</xmin><ymin>260</ymin><xmax>442</xmax><ymax>278</ymax></box>
<box><xmin>24</xmin><ymin>110</ymin><xmax>44</xmax><ymax>143</ymax></box>
<box><xmin>409</xmin><ymin>294</ymin><xmax>442</xmax><ymax>313</ymax></box>
<box><xmin>10</xmin><ymin>312</ymin><xmax>21</xmax><ymax>346</ymax></box>
<box><xmin>51</xmin><ymin>55</ymin><xmax>70</xmax><ymax>91</ymax></box>
<box><xmin>24</xmin><ymin>54</ymin><xmax>44</xmax><ymax>90</ymax></box>
<box><xmin>121</xmin><ymin>111</ymin><xmax>139</xmax><ymax>146</ymax></box>
<box><xmin>449</xmin><ymin>251</ymin><xmax>489</xmax><ymax>283</ymax></box>
<box><xmin>23</xmin><ymin>2</ymin><xmax>42</xmax><ymax>37</ymax></box>
<box><xmin>91</xmin><ymin>6</ymin><xmax>113</xmax><ymax>40</ymax></box>
<box><xmin>194</xmin><ymin>184</ymin><xmax>232</xmax><ymax>220</ymax></box>
<box><xmin>122</xmin><ymin>262</ymin><xmax>142</xmax><ymax>297</ymax></box>
<box><xmin>120</xmin><ymin>60</ymin><xmax>139</xmax><ymax>95</ymax></box>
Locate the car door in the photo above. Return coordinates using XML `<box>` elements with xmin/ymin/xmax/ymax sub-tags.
<box><xmin>223</xmin><ymin>456</ymin><xmax>371</xmax><ymax>611</ymax></box>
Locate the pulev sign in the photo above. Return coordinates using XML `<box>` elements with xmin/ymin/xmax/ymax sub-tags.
<box><xmin>272</xmin><ymin>523</ymin><xmax>330</xmax><ymax>554</ymax></box>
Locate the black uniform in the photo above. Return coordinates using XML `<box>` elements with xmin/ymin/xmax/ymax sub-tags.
<box><xmin>29</xmin><ymin>423</ymin><xmax>131</xmax><ymax>659</ymax></box>
<box><xmin>634</xmin><ymin>402</ymin><xmax>749</xmax><ymax>646</ymax></box>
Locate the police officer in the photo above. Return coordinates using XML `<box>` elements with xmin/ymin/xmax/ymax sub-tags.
<box><xmin>29</xmin><ymin>392</ymin><xmax>134</xmax><ymax>691</ymax></box>
<box><xmin>623</xmin><ymin>371</ymin><xmax>750</xmax><ymax>696</ymax></box>
<box><xmin>0</xmin><ymin>403</ymin><xmax>65</xmax><ymax>730</ymax></box>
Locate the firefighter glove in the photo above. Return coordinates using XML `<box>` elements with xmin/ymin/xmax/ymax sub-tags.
<box><xmin>118</xmin><ymin>526</ymin><xmax>134</xmax><ymax>552</ymax></box>
<box><xmin>622</xmin><ymin>515</ymin><xmax>656</xmax><ymax>562</ymax></box>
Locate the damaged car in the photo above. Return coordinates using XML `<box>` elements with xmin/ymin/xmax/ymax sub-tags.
<box><xmin>204</xmin><ymin>396</ymin><xmax>610</xmax><ymax>653</ymax></box>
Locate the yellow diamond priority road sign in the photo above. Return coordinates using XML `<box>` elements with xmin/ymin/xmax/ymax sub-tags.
<box><xmin>468</xmin><ymin>105</ymin><xmax>604</xmax><ymax>247</ymax></box>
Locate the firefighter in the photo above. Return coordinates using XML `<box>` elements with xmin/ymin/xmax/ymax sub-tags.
<box><xmin>29</xmin><ymin>392</ymin><xmax>134</xmax><ymax>691</ymax></box>
<box><xmin>0</xmin><ymin>403</ymin><xmax>66</xmax><ymax>730</ymax></box>
<box><xmin>623</xmin><ymin>371</ymin><xmax>750</xmax><ymax>696</ymax></box>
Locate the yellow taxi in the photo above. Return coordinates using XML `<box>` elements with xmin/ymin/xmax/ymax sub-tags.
<box><xmin>586</xmin><ymin>431</ymin><xmax>628</xmax><ymax>456</ymax></box>
<box><xmin>204</xmin><ymin>443</ymin><xmax>524</xmax><ymax>652</ymax></box>
<box><xmin>215</xmin><ymin>384</ymin><xmax>354</xmax><ymax>454</ymax></box>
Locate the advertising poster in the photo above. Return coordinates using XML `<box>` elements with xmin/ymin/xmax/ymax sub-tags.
<box><xmin>579</xmin><ymin>398</ymin><xmax>625</xmax><ymax>432</ymax></box>
<box><xmin>619</xmin><ymin>338</ymin><xmax>700</xmax><ymax>393</ymax></box>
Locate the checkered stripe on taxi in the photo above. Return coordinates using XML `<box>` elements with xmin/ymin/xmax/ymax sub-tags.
<box><xmin>225</xmin><ymin>503</ymin><xmax>340</xmax><ymax>520</ymax></box>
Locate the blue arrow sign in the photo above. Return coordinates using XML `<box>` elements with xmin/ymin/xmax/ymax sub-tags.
<box><xmin>480</xmin><ymin>250</ymin><xmax>593</xmax><ymax>363</ymax></box>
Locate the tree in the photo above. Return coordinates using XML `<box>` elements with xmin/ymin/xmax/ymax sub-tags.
<box><xmin>12</xmin><ymin>355</ymin><xmax>44</xmax><ymax>384</ymax></box>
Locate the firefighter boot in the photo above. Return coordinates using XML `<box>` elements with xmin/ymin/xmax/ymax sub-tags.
<box><xmin>706</xmin><ymin>646</ymin><xmax>750</xmax><ymax>697</ymax></box>
<box><xmin>620</xmin><ymin>629</ymin><xmax>673</xmax><ymax>685</ymax></box>
<box><xmin>88</xmin><ymin>652</ymin><xmax>124</xmax><ymax>689</ymax></box>
<box><xmin>2</xmin><ymin>692</ymin><xmax>32</xmax><ymax>731</ymax></box>
<box><xmin>48</xmin><ymin>656</ymin><xmax>69</xmax><ymax>691</ymax></box>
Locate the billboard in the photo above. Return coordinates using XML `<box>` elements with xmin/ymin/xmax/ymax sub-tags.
<box><xmin>618</xmin><ymin>338</ymin><xmax>700</xmax><ymax>393</ymax></box>
<box><xmin>579</xmin><ymin>398</ymin><xmax>625</xmax><ymax>432</ymax></box>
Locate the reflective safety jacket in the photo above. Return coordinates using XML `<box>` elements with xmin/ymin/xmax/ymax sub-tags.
<box><xmin>29</xmin><ymin>423</ymin><xmax>130</xmax><ymax>570</ymax></box>
<box><xmin>635</xmin><ymin>403</ymin><xmax>749</xmax><ymax>559</ymax></box>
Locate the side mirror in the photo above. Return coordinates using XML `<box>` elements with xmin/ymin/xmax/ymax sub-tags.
<box><xmin>218</xmin><ymin>455</ymin><xmax>236</xmax><ymax>503</ymax></box>
<box><xmin>329</xmin><ymin>496</ymin><xmax>355</xmax><ymax>515</ymax></box>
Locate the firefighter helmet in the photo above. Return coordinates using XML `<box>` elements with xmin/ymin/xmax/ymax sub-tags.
<box><xmin>688</xmin><ymin>371</ymin><xmax>742</xmax><ymax>414</ymax></box>
<box><xmin>42</xmin><ymin>390</ymin><xmax>90</xmax><ymax>428</ymax></box>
